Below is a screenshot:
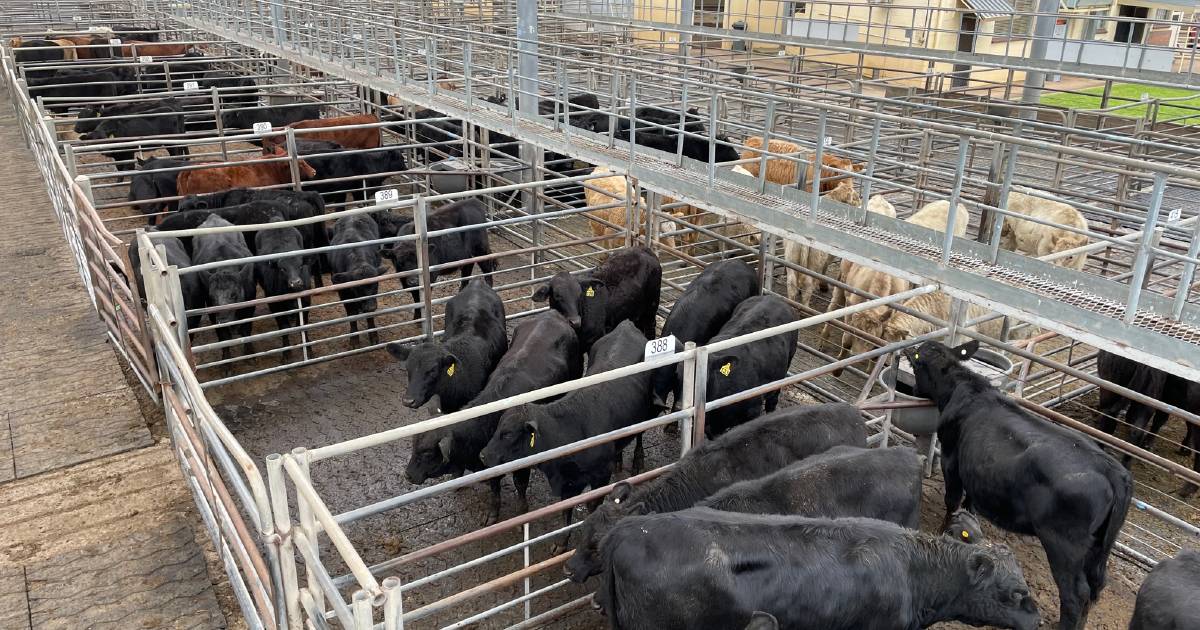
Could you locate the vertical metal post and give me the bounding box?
[678,342,698,455]
[1172,217,1200,320]
[382,576,404,630]
[353,590,373,630]
[1017,0,1056,112]
[940,138,970,267]
[210,86,229,161]
[293,448,322,614]
[522,522,531,620]
[989,132,1021,264]
[809,110,827,218]
[517,0,543,277]
[414,196,435,339]
[859,113,883,219]
[284,128,303,191]
[267,454,302,628]
[690,346,710,447]
[1124,173,1168,323]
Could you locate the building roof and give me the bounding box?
[961,0,1017,19]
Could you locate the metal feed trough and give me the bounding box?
[2,2,1199,629]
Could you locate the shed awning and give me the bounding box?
[961,0,1017,19]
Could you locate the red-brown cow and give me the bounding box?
[261,113,382,151]
[177,147,317,197]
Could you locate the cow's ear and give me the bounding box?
[437,435,453,464]
[967,551,995,585]
[744,612,779,630]
[610,481,632,505]
[441,352,458,376]
[331,271,351,284]
[524,419,539,444]
[581,278,604,298]
[952,340,979,362]
[532,284,551,302]
[374,265,389,276]
[386,342,410,362]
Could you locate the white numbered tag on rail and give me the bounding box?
[252,121,273,135]
[375,188,399,203]
[73,15,83,21]
[138,55,153,63]
[644,335,677,362]
[110,38,121,45]
[823,136,834,147]
[1168,208,1182,222]
[182,80,199,91]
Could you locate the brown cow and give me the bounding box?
[177,147,317,197]
[261,113,381,151]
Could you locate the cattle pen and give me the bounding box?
[3,0,1200,628]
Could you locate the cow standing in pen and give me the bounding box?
[904,339,1132,630]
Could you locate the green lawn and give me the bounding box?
[1041,84,1200,124]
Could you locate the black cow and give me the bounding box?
[28,69,136,112]
[565,402,868,582]
[157,200,290,257]
[404,310,583,526]
[481,320,652,548]
[652,259,760,409]
[14,40,65,64]
[111,25,161,41]
[192,215,258,372]
[373,210,411,239]
[695,445,921,528]
[129,157,187,222]
[573,105,705,136]
[1096,350,1199,498]
[383,198,495,321]
[126,235,203,329]
[291,139,408,203]
[221,103,322,133]
[412,108,463,157]
[179,188,328,286]
[534,245,661,351]
[386,277,507,413]
[903,340,1132,630]
[599,510,1040,630]
[616,128,741,163]
[702,295,798,437]
[77,98,188,173]
[255,223,312,363]
[327,214,388,345]
[1129,549,1200,630]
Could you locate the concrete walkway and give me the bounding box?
[0,106,229,629]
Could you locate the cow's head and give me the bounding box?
[713,136,740,164]
[382,239,432,280]
[565,481,644,582]
[406,429,455,484]
[331,263,388,313]
[947,544,1039,630]
[74,107,102,134]
[902,339,979,408]
[386,341,455,409]
[202,263,254,325]
[944,509,985,545]
[532,271,605,333]
[480,404,539,468]
[267,146,317,179]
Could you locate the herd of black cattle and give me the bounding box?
[11,30,1200,630]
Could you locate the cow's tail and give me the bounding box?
[1086,460,1133,600]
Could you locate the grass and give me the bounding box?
[1041,84,1200,124]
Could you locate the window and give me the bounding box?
[992,0,1037,40]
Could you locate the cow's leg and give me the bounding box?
[820,286,846,352]
[367,316,379,346]
[408,286,423,321]
[764,390,781,413]
[1041,535,1092,630]
[550,483,590,556]
[459,263,473,291]
[478,254,497,285]
[482,477,502,526]
[215,324,233,377]
[167,145,187,157]
[1123,403,1157,467]
[939,457,965,531]
[348,318,361,347]
[631,434,644,474]
[512,468,531,514]
[1179,424,1199,498]
[1095,387,1125,436]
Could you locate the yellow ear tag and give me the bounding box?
[913,353,919,361]
[446,363,455,377]
[961,530,970,540]
[529,433,536,448]
[719,362,732,377]
[585,286,595,298]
